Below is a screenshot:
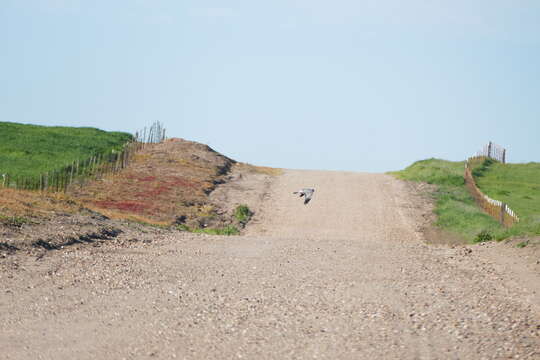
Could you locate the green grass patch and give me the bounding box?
[175,224,191,232]
[176,224,240,236]
[471,160,540,239]
[473,230,493,243]
[516,241,528,248]
[0,121,132,178]
[193,225,240,236]
[390,158,503,242]
[234,204,252,224]
[0,214,31,228]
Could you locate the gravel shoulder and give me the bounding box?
[1,169,539,359]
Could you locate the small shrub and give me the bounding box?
[474,230,493,243]
[516,241,528,248]
[193,225,240,236]
[234,204,252,224]
[216,225,240,236]
[176,224,190,231]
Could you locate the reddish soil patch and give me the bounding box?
[94,200,148,213]
[136,176,157,182]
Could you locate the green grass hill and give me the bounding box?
[391,158,540,243]
[0,122,132,178]
[470,157,540,239]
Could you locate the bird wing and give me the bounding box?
[303,191,313,204]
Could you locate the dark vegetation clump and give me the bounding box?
[194,225,240,236]
[472,158,495,178]
[473,230,493,243]
[0,242,19,253]
[234,204,252,225]
[516,241,528,248]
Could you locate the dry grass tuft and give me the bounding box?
[83,204,170,227]
[0,188,79,218]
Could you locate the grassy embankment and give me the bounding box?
[391,158,540,243]
[0,121,132,179]
[470,157,540,240]
[0,122,132,220]
[0,122,257,236]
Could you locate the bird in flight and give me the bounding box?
[293,188,315,205]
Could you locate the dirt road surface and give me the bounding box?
[1,170,539,359]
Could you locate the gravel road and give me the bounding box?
[1,170,539,359]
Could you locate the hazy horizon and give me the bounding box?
[2,1,539,172]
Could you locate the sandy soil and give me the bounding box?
[1,169,539,359]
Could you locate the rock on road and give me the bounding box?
[1,170,539,359]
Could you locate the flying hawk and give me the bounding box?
[293,188,315,205]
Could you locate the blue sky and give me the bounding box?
[1,0,539,172]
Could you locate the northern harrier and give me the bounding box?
[293,188,315,205]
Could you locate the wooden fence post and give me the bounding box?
[487,141,492,159]
[500,203,507,226]
[115,152,120,172]
[143,127,147,147]
[63,170,68,192]
[91,156,96,176]
[69,161,74,186]
[121,149,126,169]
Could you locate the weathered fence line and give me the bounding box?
[1,121,166,193]
[134,121,166,147]
[464,156,518,227]
[476,141,506,163]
